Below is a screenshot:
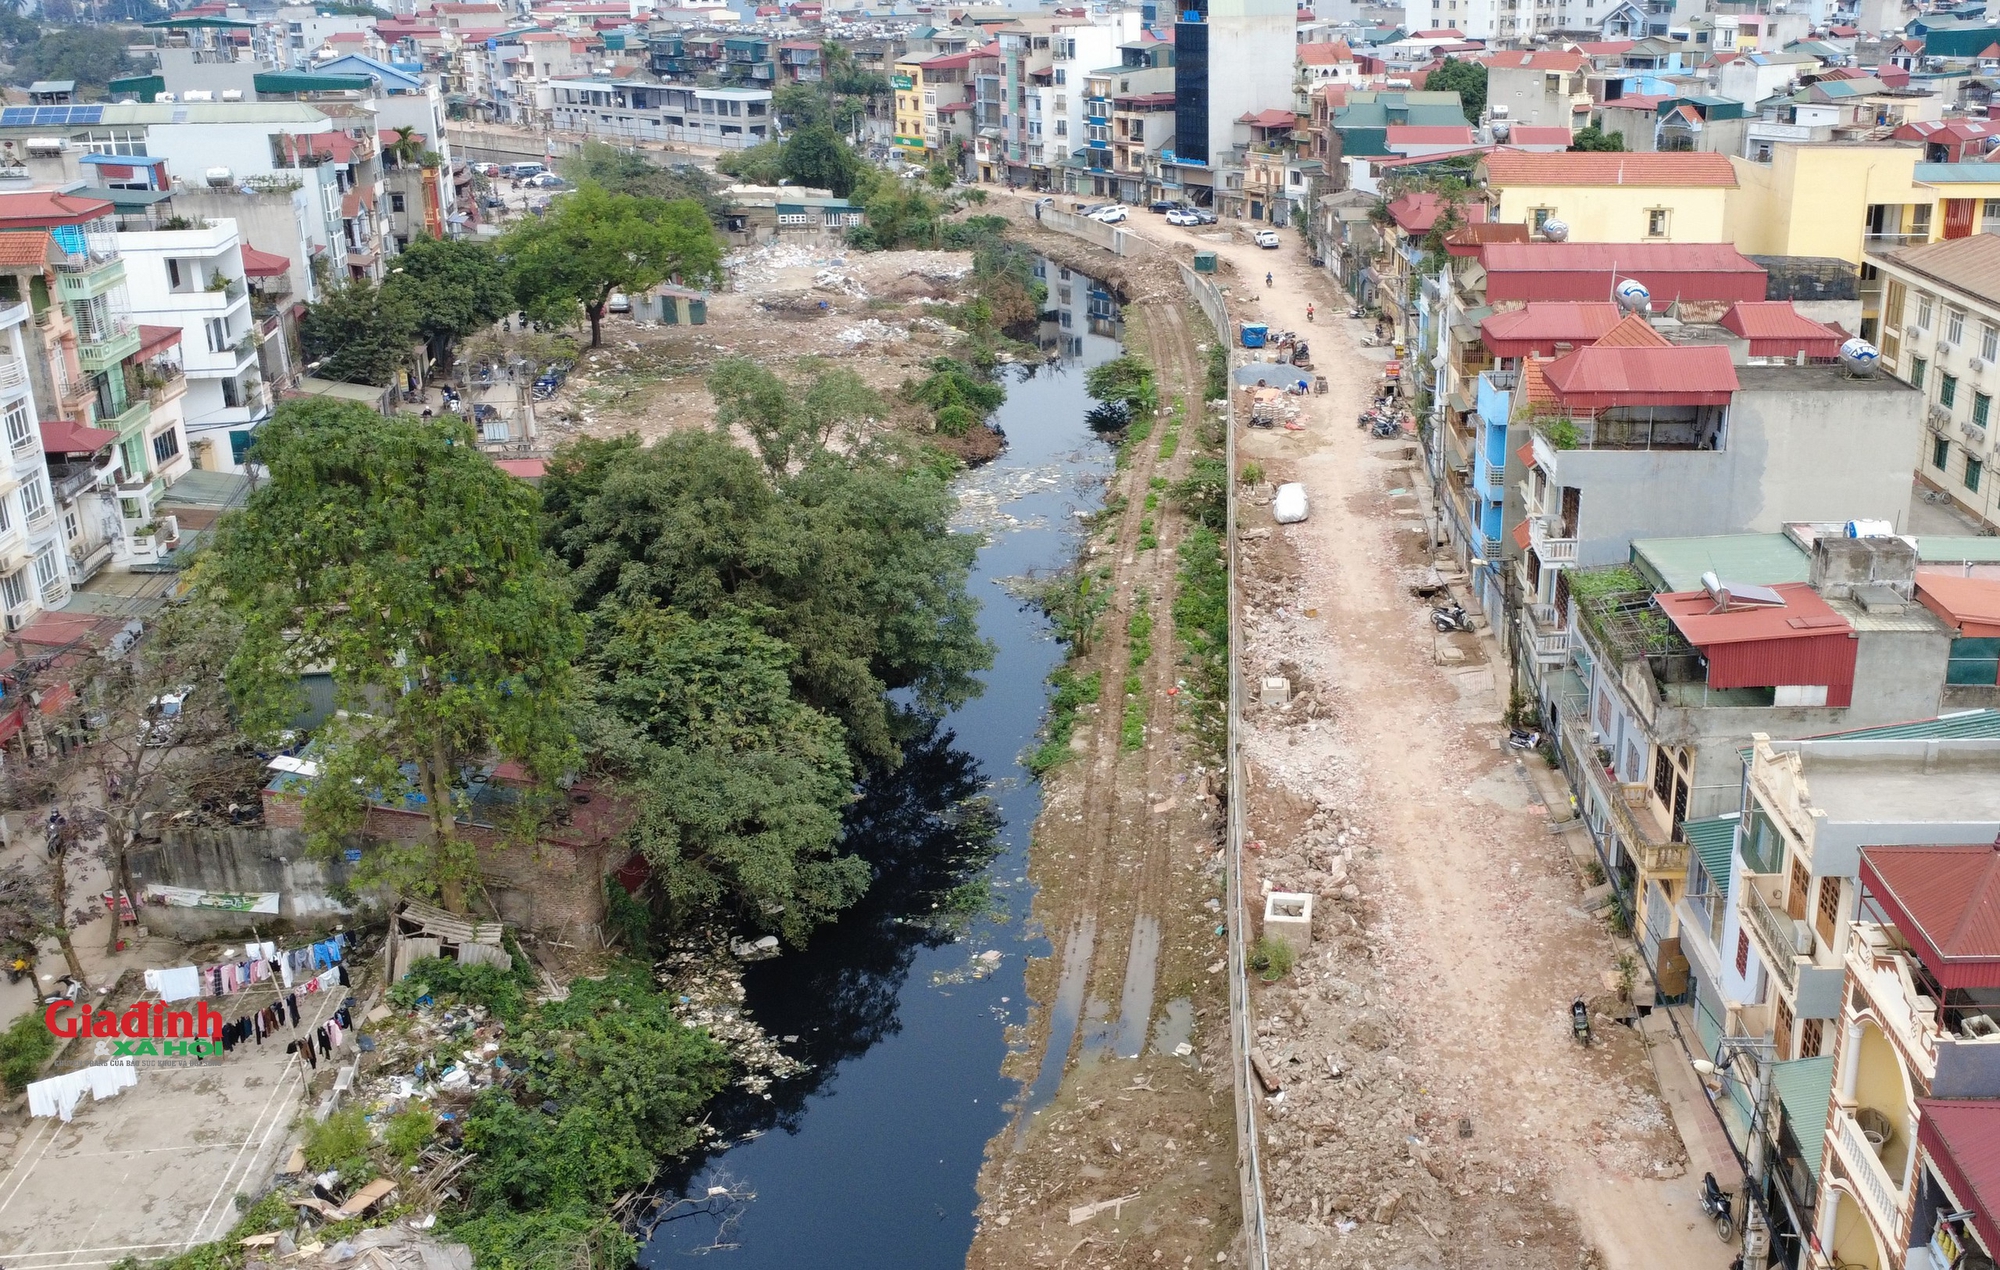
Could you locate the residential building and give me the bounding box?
[895,46,991,163]
[1405,0,1556,42]
[1110,88,1177,205]
[1868,234,2000,533]
[546,81,774,149]
[1729,144,2000,277]
[1476,150,1739,244]
[1295,40,1362,110]
[1594,95,1751,155]
[1319,89,1469,185]
[1486,49,1594,128]
[1167,0,1291,207]
[994,13,1141,193]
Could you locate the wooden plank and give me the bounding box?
[332,1178,397,1220]
[1249,1048,1283,1094]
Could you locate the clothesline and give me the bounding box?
[143,932,351,1004]
[27,1063,137,1121]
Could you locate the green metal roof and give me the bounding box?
[144,13,256,25]
[1809,708,2000,742]
[1683,815,1737,900]
[1919,536,2000,563]
[1771,1056,1836,1186]
[107,74,165,103]
[1629,533,1811,593]
[255,72,376,95]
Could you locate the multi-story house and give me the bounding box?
[1476,150,1738,244]
[1485,49,1593,127]
[994,14,1141,192]
[546,82,775,149]
[1166,0,1292,209]
[777,41,823,84]
[1869,235,2000,535]
[895,47,988,164]
[1110,89,1177,206]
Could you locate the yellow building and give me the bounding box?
[891,58,927,159]
[1474,150,1737,244]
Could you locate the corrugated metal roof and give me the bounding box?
[1543,344,1738,406]
[1591,312,1673,348]
[1921,537,2000,564]
[1481,302,1622,356]
[1917,574,2000,638]
[1880,234,2000,306]
[1787,708,2000,743]
[1660,582,1857,701]
[1860,843,2000,988]
[1480,150,1738,187]
[1914,161,2000,184]
[1683,814,1737,899]
[1631,533,1810,592]
[1480,242,1767,304]
[1916,1099,2000,1257]
[1719,301,1845,357]
[1660,582,1849,645]
[1771,1056,1836,1188]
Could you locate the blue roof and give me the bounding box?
[1916,162,2000,183]
[80,152,168,167]
[311,53,425,93]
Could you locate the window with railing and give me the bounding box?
[3,401,30,452]
[21,475,48,525]
[32,543,58,589]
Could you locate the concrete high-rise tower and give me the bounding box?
[1169,0,1294,205]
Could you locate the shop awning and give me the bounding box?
[240,246,291,277]
[39,419,117,454]
[1682,815,1738,899]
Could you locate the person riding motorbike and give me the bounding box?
[1306,304,1315,322]
[1265,271,1273,288]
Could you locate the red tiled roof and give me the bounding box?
[1298,41,1353,64]
[1386,190,1462,233]
[1478,242,1767,304]
[1657,582,1849,646]
[1718,301,1844,357]
[1602,93,1670,113]
[1480,150,1738,187]
[1444,221,1528,255]
[240,245,291,277]
[1485,49,1586,71]
[1592,311,1672,348]
[1916,1099,2000,1260]
[1517,354,1556,410]
[39,419,117,454]
[1238,108,1298,128]
[1862,841,2000,987]
[1372,144,1494,169]
[1916,573,2000,639]
[1504,125,1574,145]
[1385,124,1476,145]
[0,190,115,229]
[0,230,50,267]
[1542,343,1738,406]
[1511,518,1531,550]
[1574,39,1635,54]
[495,457,548,479]
[1480,301,1623,356]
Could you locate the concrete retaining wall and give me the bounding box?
[1034,206,1131,256]
[127,826,363,941]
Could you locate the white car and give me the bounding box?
[140,687,194,747]
[1166,208,1201,226]
[1089,205,1129,224]
[1254,229,1281,249]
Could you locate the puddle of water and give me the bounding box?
[1151,996,1196,1060]
[1019,913,1097,1133]
[1111,914,1161,1059]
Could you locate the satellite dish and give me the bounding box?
[1614,278,1651,312]
[1539,216,1570,241]
[1839,337,1881,375]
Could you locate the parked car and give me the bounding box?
[607,291,631,314]
[1254,228,1281,249]
[140,687,195,747]
[1089,205,1129,224]
[1166,208,1202,226]
[524,172,566,188]
[511,162,547,180]
[1149,199,1178,213]
[473,162,500,177]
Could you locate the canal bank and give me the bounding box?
[641,259,1125,1267]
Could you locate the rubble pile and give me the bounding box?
[656,942,807,1097]
[834,318,909,346]
[245,1220,473,1270]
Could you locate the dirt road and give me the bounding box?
[1093,211,1742,1270]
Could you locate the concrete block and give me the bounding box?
[1259,676,1292,706]
[1263,891,1314,954]
[1580,882,1616,913]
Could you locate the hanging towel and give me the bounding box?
[144,966,202,1003]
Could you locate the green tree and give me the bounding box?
[707,356,883,475]
[1569,124,1627,151]
[846,167,945,250]
[10,28,133,94]
[1423,57,1487,125]
[501,184,721,346]
[300,277,417,386]
[772,80,831,130]
[540,430,990,769]
[201,401,584,908]
[384,235,511,371]
[778,124,862,197]
[715,138,786,186]
[559,142,723,219]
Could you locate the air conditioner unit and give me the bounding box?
[1791,918,1814,955]
[1905,324,1922,340]
[2,611,21,633]
[23,137,65,155]
[1973,356,1990,373]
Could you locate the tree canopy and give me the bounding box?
[299,277,418,386]
[778,124,863,198]
[1569,125,1627,151]
[9,28,134,94]
[500,183,720,346]
[1423,58,1486,125]
[384,235,511,368]
[558,142,724,221]
[707,356,883,474]
[201,400,583,906]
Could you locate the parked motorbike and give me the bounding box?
[1506,727,1542,751]
[1698,1173,1736,1243]
[1431,602,1473,633]
[1347,307,1364,319]
[1370,417,1402,439]
[6,956,28,985]
[1571,998,1593,1047]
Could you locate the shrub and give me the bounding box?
[388,957,529,1024]
[303,1106,373,1174]
[0,1010,56,1093]
[384,1108,436,1166]
[1250,936,1296,981]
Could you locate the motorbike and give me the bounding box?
[6,957,27,985]
[1431,602,1473,633]
[1371,417,1402,438]
[1506,727,1542,751]
[1571,998,1592,1047]
[1698,1173,1735,1243]
[1347,307,1364,319]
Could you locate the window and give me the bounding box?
[1979,393,1993,428]
[1970,456,1985,493]
[1646,208,1669,237]
[1936,435,1952,469]
[1919,295,1935,329]
[20,475,45,521]
[152,427,181,465]
[1985,323,1999,362]
[1912,355,1928,389]
[206,317,229,354]
[1053,68,1066,85]
[390,193,406,213]
[2,401,29,450]
[1532,206,1554,230]
[1942,373,1958,408]
[0,569,23,612]
[62,511,76,542]
[1800,1018,1823,1059]
[1735,929,1750,977]
[1948,307,1966,345]
[32,543,57,589]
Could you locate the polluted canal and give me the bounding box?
[642,264,1126,1265]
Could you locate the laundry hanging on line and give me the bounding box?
[26,1063,137,1121]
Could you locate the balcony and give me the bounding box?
[1743,872,1804,994]
[77,323,141,374]
[56,253,126,303]
[47,463,104,504]
[1473,455,1506,498]
[105,399,151,442]
[1528,514,1578,564]
[1829,1104,1904,1247]
[38,575,67,609]
[1864,231,1930,251]
[1845,924,2000,1089]
[0,301,27,330]
[1526,602,1572,667]
[0,354,24,396]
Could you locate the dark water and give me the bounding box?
[641,266,1122,1267]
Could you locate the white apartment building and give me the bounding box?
[546,81,775,148]
[996,13,1140,190]
[116,222,263,480]
[1870,234,2000,533]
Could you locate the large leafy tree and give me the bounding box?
[558,141,724,220]
[201,400,583,908]
[707,356,882,475]
[1423,57,1487,125]
[300,277,418,386]
[500,183,721,347]
[541,428,990,769]
[715,139,785,187]
[10,28,133,94]
[384,235,511,371]
[1569,124,1627,152]
[778,124,862,197]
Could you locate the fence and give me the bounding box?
[1180,261,1272,1270]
